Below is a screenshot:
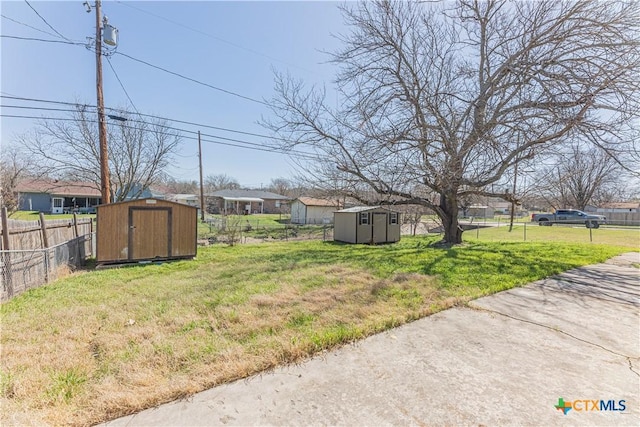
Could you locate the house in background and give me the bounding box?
[290,197,342,224]
[16,179,101,214]
[117,183,168,201]
[170,194,199,208]
[467,205,491,218]
[206,189,290,215]
[334,206,401,244]
[596,202,640,214]
[489,200,512,215]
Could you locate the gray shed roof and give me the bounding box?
[336,206,400,213]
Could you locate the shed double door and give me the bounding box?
[128,207,172,260]
[372,212,387,243]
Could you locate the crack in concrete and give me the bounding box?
[469,305,640,378]
[628,358,640,377]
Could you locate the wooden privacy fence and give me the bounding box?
[0,208,95,301]
[603,212,640,226]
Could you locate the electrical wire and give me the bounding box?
[0,34,84,45]
[7,108,315,159]
[2,34,273,108]
[113,52,269,106]
[0,104,83,114]
[114,0,315,75]
[105,57,142,116]
[23,0,72,41]
[0,112,318,160]
[0,95,287,141]
[1,14,62,39]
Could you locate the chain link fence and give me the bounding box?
[0,233,94,301]
[200,217,334,246]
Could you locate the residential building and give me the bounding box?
[206,189,290,215]
[16,179,101,214]
[290,197,342,224]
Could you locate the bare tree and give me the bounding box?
[204,174,240,193]
[161,177,199,194]
[264,0,639,244]
[0,145,37,213]
[18,108,181,202]
[535,143,623,210]
[400,204,430,236]
[267,177,293,197]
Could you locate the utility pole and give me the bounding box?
[95,0,110,204]
[198,131,205,221]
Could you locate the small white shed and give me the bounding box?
[291,197,342,224]
[334,206,401,244]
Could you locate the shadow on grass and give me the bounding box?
[200,237,617,294]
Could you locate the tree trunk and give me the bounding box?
[438,193,463,245]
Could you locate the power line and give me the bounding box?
[2,105,311,157]
[2,33,272,108]
[0,112,318,160]
[113,52,269,106]
[1,14,61,39]
[0,104,82,114]
[23,0,72,41]
[105,57,141,116]
[1,97,318,159]
[0,94,285,141]
[114,0,315,75]
[0,34,84,45]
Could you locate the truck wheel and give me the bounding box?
[538,219,550,226]
[593,221,600,229]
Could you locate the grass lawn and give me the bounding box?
[0,236,633,426]
[464,223,640,248]
[9,211,96,221]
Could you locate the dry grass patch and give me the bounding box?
[0,262,452,426]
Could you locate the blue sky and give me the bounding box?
[1,0,346,188]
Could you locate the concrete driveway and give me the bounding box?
[105,253,640,426]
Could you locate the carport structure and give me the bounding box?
[221,196,264,215]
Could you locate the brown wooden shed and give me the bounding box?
[334,206,401,244]
[96,198,197,264]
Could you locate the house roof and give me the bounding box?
[16,179,101,197]
[490,202,511,209]
[295,197,341,207]
[336,206,400,213]
[208,189,291,200]
[600,202,639,209]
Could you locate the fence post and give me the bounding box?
[524,223,527,241]
[90,218,94,257]
[38,212,50,283]
[72,213,79,238]
[1,207,14,297]
[39,212,49,249]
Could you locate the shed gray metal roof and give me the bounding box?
[335,206,400,213]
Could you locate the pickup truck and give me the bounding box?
[531,209,606,228]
